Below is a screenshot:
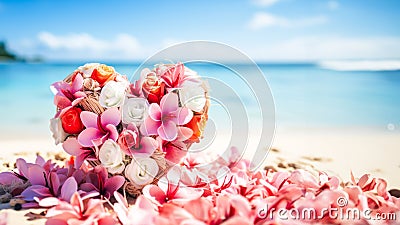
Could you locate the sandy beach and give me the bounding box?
[0,126,399,224]
[270,127,400,188]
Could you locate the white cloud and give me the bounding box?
[248,12,327,30]
[141,40,260,64]
[246,36,400,61]
[38,32,106,50]
[37,32,142,60]
[248,12,288,29]
[251,0,280,7]
[327,0,339,10]
[9,33,400,62]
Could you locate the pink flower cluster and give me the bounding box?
[49,63,209,190]
[0,156,124,208]
[0,151,399,224]
[134,153,400,225]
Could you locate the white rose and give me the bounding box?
[78,63,100,78]
[99,140,125,174]
[122,98,148,126]
[125,157,159,187]
[99,81,127,108]
[179,83,207,112]
[49,118,68,145]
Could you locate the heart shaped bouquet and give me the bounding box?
[50,62,209,195]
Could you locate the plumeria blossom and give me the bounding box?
[156,195,253,225]
[0,212,6,225]
[79,166,125,199]
[129,79,144,97]
[36,177,79,207]
[142,93,193,141]
[62,137,97,169]
[118,123,158,157]
[158,127,193,164]
[4,156,115,208]
[17,156,93,208]
[113,192,158,225]
[45,192,117,225]
[20,162,68,203]
[143,166,203,205]
[16,157,89,200]
[51,73,86,117]
[158,62,201,89]
[78,107,121,147]
[179,154,210,187]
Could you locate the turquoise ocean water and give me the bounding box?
[0,62,399,139]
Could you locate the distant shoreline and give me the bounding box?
[1,59,399,72]
[0,41,43,63]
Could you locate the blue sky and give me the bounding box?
[0,0,399,61]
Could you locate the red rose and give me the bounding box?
[91,64,116,86]
[142,73,165,104]
[61,107,85,134]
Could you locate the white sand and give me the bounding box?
[0,127,399,223]
[270,127,400,188]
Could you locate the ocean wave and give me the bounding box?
[318,60,400,71]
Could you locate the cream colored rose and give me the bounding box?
[179,83,206,112]
[122,98,148,126]
[99,81,127,108]
[125,157,159,187]
[50,117,68,145]
[99,140,125,174]
[78,63,100,78]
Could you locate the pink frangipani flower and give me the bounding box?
[18,156,73,203]
[113,192,157,225]
[51,73,86,118]
[143,167,203,205]
[36,177,79,207]
[0,156,44,186]
[45,192,117,225]
[62,137,97,169]
[158,62,200,89]
[78,107,121,147]
[117,123,157,157]
[0,212,6,225]
[12,156,98,209]
[129,79,143,97]
[158,127,193,164]
[79,166,125,199]
[141,93,193,141]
